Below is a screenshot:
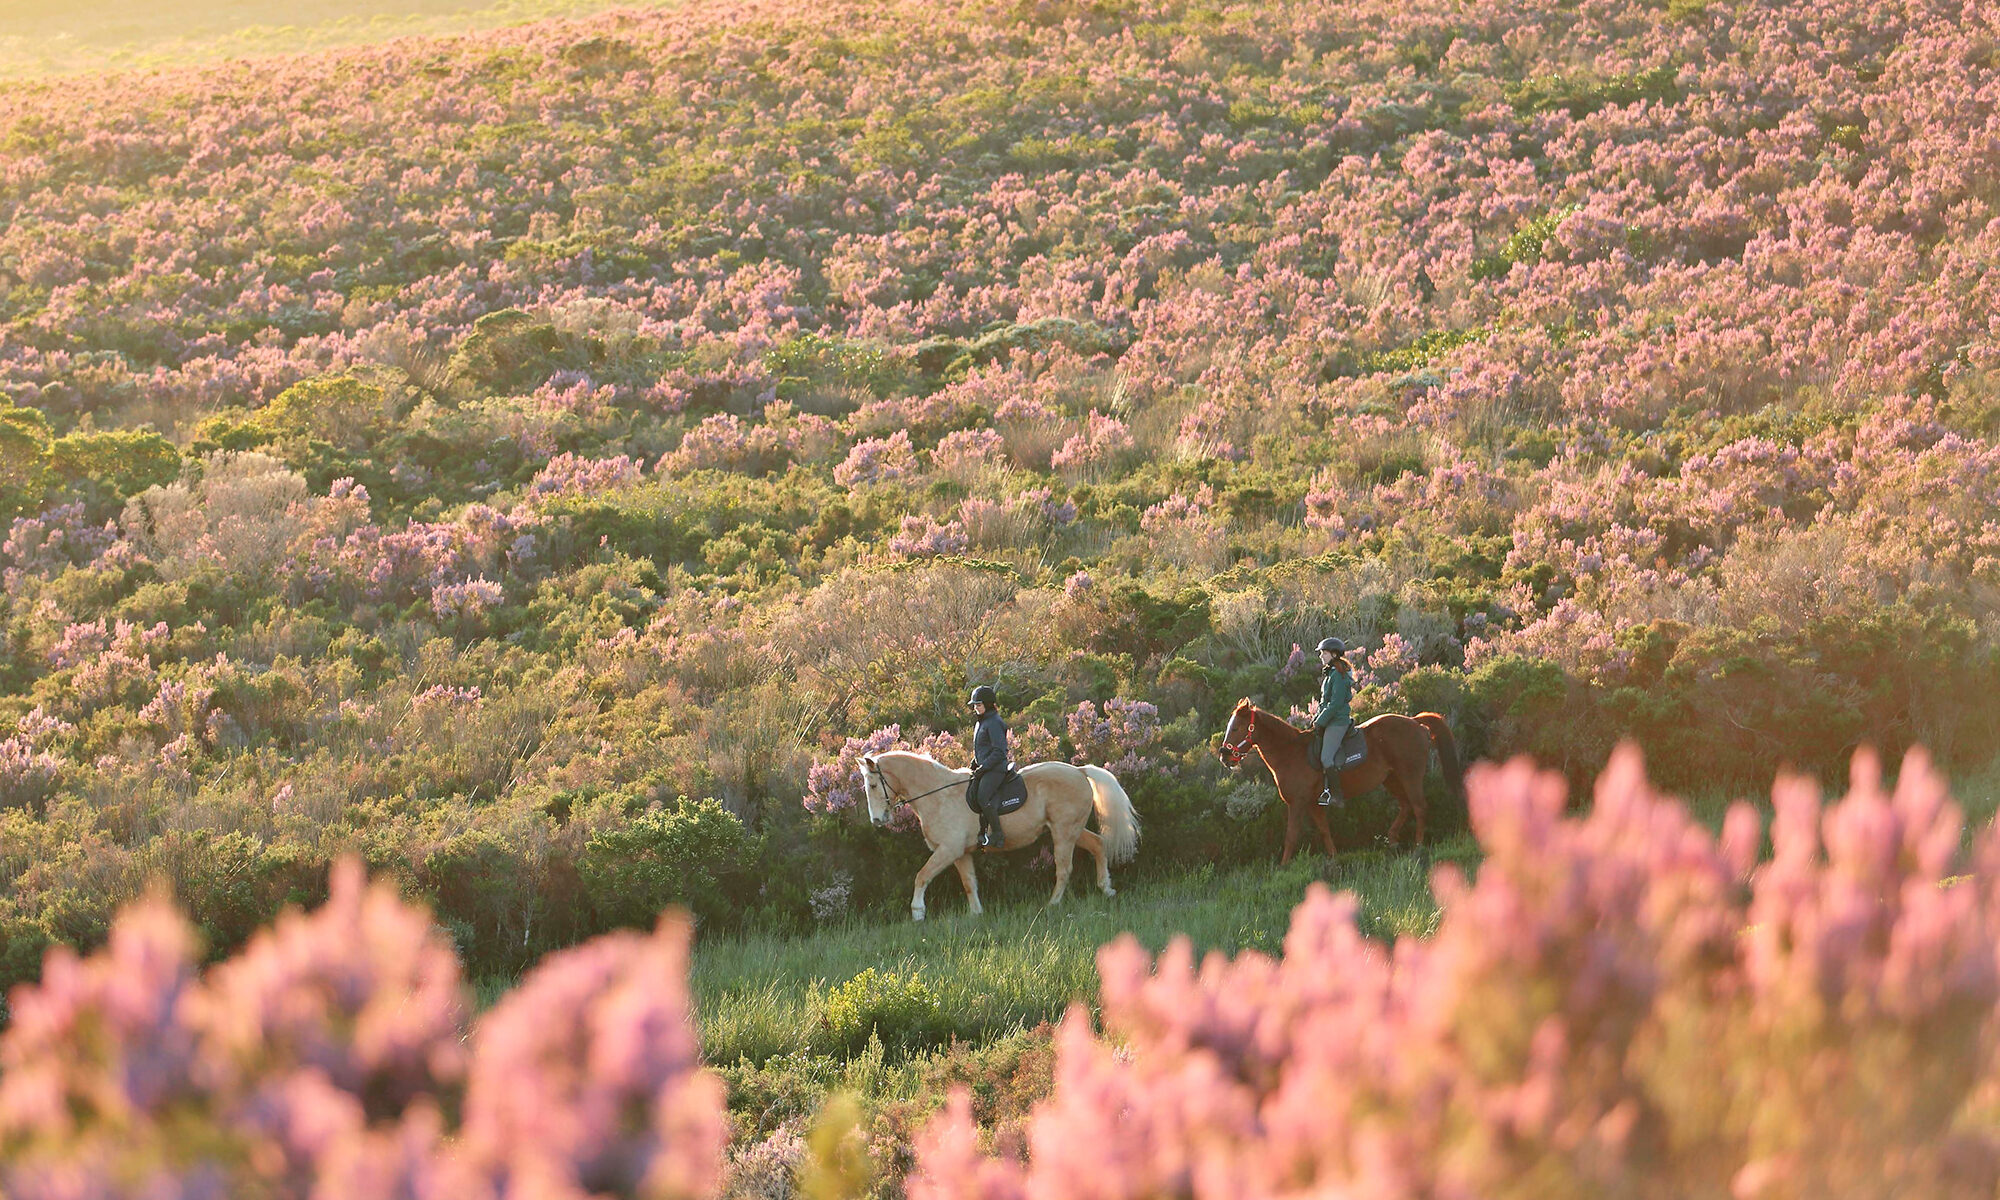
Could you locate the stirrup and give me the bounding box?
[978,827,1003,849]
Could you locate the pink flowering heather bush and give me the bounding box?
[889,515,970,559]
[1,502,115,589]
[804,723,967,832]
[933,428,1008,478]
[805,725,911,816]
[833,430,916,489]
[1049,411,1135,482]
[527,452,645,501]
[661,413,818,476]
[914,746,2000,1200]
[0,719,66,810]
[1138,485,1227,570]
[0,859,723,1200]
[431,577,506,625]
[1065,698,1161,774]
[1173,400,1241,463]
[1010,721,1062,766]
[991,395,1068,471]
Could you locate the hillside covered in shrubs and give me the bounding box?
[0,0,1997,986]
[8,748,1998,1198]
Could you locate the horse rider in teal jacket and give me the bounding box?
[1313,637,1354,806]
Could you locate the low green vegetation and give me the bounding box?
[693,843,1456,1066]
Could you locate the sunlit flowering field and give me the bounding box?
[1,0,1999,1175]
[9,748,2000,1198]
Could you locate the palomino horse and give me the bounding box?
[1218,701,1463,864]
[860,751,1140,921]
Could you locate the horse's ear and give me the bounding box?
[860,753,875,766]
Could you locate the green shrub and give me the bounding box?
[418,826,540,972]
[47,428,180,515]
[820,967,949,1056]
[147,829,326,959]
[445,308,567,394]
[578,797,754,932]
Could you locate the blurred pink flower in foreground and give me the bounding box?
[0,860,724,1200]
[915,745,2000,1200]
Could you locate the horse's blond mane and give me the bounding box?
[872,748,967,778]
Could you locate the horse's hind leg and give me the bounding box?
[1075,828,1115,897]
[1384,772,1416,840]
[1048,829,1078,907]
[1408,763,1428,846]
[951,855,984,917]
[1384,769,1424,847]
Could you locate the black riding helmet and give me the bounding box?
[1316,637,1347,655]
[968,684,998,709]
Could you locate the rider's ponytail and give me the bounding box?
[1331,653,1353,676]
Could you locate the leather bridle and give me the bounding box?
[1218,708,1256,768]
[862,756,963,814]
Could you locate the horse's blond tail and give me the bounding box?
[1081,765,1140,864]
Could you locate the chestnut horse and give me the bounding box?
[1218,701,1463,863]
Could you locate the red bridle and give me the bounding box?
[1218,708,1256,768]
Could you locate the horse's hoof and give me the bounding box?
[911,909,926,922]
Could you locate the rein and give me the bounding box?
[865,761,967,810]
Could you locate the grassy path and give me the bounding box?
[692,752,2000,1070]
[693,839,1471,1066]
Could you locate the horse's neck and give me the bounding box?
[1254,708,1303,745]
[887,754,964,794]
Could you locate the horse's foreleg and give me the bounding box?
[951,855,983,916]
[1075,828,1115,897]
[1047,830,1078,907]
[911,843,961,922]
[1308,801,1337,858]
[1281,801,1304,866]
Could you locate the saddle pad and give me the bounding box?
[965,769,1029,816]
[1336,724,1368,769]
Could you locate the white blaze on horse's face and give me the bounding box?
[860,755,889,826]
[1220,704,1250,767]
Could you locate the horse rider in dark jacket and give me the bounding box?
[968,685,1010,848]
[1313,637,1355,806]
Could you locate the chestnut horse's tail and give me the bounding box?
[1413,712,1464,801]
[1082,765,1141,864]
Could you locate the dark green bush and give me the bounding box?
[578,797,755,933]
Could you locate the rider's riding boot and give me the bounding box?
[979,798,1004,849]
[1318,766,1344,807]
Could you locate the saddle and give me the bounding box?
[1312,725,1369,770]
[965,765,1029,816]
